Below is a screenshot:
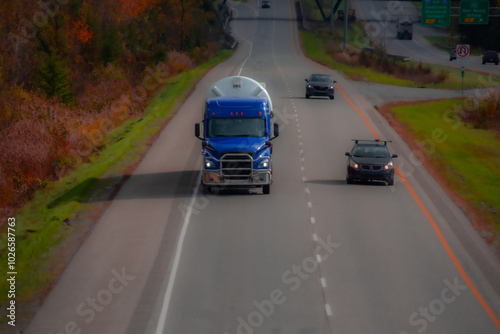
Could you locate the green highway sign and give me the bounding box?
[459,0,489,24]
[421,0,452,26]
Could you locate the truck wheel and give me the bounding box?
[263,184,270,194]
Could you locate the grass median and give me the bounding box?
[0,50,232,318]
[300,29,500,89]
[381,99,500,234]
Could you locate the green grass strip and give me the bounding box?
[0,49,232,309]
[390,99,500,231]
[300,29,500,89]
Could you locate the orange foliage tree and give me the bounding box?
[120,0,159,19]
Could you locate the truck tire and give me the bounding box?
[263,184,270,194]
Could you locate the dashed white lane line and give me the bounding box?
[325,304,333,316]
[316,254,322,263]
[310,217,316,224]
[321,277,327,288]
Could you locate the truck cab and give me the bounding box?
[195,76,279,194]
[396,19,413,40]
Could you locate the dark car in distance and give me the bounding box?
[482,50,499,65]
[345,139,398,185]
[305,74,336,100]
[261,0,270,8]
[449,49,456,61]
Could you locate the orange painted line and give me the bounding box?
[286,0,500,329]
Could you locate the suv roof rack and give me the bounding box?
[352,139,392,145]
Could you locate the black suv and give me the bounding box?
[345,139,398,185]
[305,74,336,100]
[482,50,499,65]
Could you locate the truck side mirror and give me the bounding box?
[195,123,202,140]
[272,123,279,139]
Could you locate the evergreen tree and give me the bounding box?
[36,51,74,104]
[101,24,123,64]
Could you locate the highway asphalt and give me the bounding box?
[24,0,500,334]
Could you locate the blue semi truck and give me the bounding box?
[195,76,279,194]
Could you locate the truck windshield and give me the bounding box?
[208,117,266,137]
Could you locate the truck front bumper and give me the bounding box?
[203,170,271,186]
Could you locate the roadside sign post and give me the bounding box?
[461,67,465,97]
[455,45,469,96]
[456,44,470,67]
[421,0,452,26]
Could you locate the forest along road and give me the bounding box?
[25,0,500,333]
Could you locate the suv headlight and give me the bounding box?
[384,161,394,170]
[257,158,270,169]
[204,159,217,169]
[349,160,359,169]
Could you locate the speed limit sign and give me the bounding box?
[456,44,469,67]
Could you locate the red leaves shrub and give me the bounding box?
[460,90,500,133]
[166,51,194,74]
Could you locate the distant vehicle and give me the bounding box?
[450,49,457,61]
[305,73,336,100]
[396,19,413,40]
[345,139,398,186]
[337,9,356,22]
[482,50,499,65]
[261,0,270,8]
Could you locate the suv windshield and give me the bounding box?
[353,145,390,158]
[208,117,266,137]
[310,75,332,83]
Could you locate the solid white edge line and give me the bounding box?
[154,172,202,334]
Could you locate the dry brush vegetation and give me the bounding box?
[0,0,225,223]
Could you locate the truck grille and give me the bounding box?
[221,153,252,177]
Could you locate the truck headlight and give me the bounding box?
[204,159,216,169]
[257,158,269,168]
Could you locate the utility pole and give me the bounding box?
[384,15,388,54]
[330,0,334,33]
[343,0,347,51]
